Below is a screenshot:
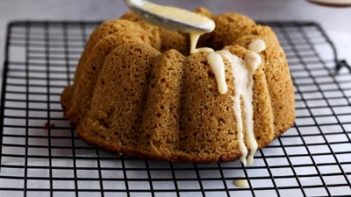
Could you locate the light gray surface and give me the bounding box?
[0,0,351,67]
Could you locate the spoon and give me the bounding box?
[124,0,215,33]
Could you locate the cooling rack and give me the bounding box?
[0,21,351,197]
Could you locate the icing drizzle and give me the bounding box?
[207,52,228,94]
[248,39,266,53]
[205,39,266,166]
[190,30,266,166]
[190,32,214,54]
[217,50,259,166]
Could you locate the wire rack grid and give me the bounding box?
[0,21,350,197]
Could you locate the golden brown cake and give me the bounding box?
[61,8,295,163]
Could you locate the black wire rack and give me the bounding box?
[0,21,350,197]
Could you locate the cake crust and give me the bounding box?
[61,8,295,163]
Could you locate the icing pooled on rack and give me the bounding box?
[234,179,249,188]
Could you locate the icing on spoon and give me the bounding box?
[124,0,215,33]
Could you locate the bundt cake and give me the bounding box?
[61,7,295,163]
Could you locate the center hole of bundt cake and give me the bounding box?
[196,33,218,51]
[159,31,218,56]
[189,32,226,55]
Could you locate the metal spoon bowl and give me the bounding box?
[124,0,214,33]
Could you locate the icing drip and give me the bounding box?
[207,52,228,94]
[219,50,257,166]
[204,44,264,165]
[244,40,266,165]
[245,51,262,71]
[243,55,258,165]
[193,37,266,166]
[190,32,214,54]
[248,39,266,53]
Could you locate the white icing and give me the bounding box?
[207,52,228,94]
[205,41,263,166]
[243,73,258,165]
[234,179,249,188]
[190,33,214,54]
[218,49,261,166]
[245,51,262,72]
[245,40,265,165]
[129,0,215,32]
[248,39,266,53]
[218,51,247,165]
